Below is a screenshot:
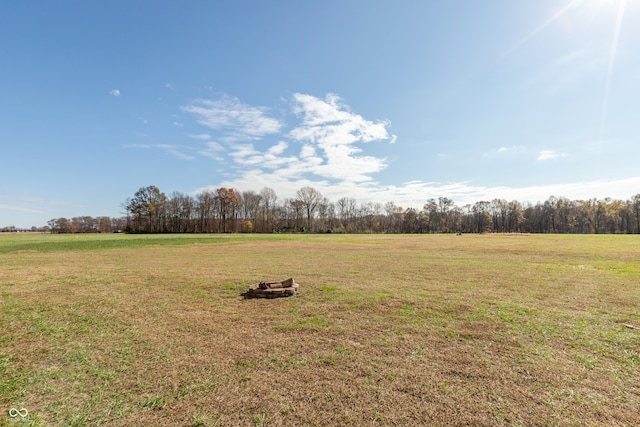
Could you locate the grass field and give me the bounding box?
[1,233,639,426]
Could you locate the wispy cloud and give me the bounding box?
[187,133,212,141]
[537,150,567,160]
[0,204,46,214]
[0,192,65,221]
[109,89,120,97]
[373,177,640,207]
[484,146,522,157]
[198,142,225,161]
[124,143,194,160]
[227,141,301,171]
[180,96,283,140]
[157,144,195,160]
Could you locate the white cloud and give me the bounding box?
[201,173,640,211]
[228,144,262,165]
[187,133,212,140]
[180,96,282,140]
[288,93,393,182]
[537,150,567,160]
[228,142,300,171]
[109,89,120,97]
[182,93,639,212]
[290,93,391,143]
[183,93,394,186]
[361,176,640,208]
[198,142,226,161]
[300,144,317,159]
[268,141,288,156]
[449,177,640,206]
[484,146,523,157]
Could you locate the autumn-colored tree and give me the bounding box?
[216,187,240,233]
[107,186,640,235]
[97,216,113,233]
[126,185,167,232]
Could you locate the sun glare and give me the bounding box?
[600,0,626,139]
[505,0,628,140]
[503,0,584,56]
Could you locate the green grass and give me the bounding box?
[0,233,639,426]
[0,233,259,254]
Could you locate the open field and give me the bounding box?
[1,233,639,426]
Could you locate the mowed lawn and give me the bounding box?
[1,233,639,426]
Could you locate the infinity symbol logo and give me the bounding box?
[8,408,28,418]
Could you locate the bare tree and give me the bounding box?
[296,186,322,232]
[632,194,640,233]
[241,190,262,232]
[438,197,454,232]
[422,199,438,233]
[260,187,278,232]
[196,190,216,233]
[112,185,640,235]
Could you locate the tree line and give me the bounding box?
[46,185,640,234]
[45,216,128,234]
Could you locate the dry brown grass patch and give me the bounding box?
[1,234,639,426]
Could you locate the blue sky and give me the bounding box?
[2,0,639,228]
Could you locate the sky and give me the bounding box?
[2,0,640,228]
